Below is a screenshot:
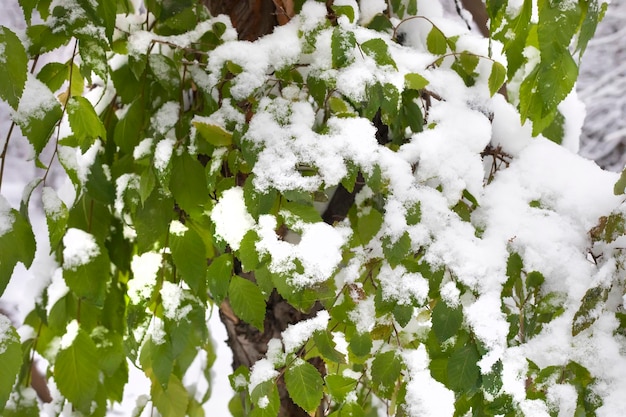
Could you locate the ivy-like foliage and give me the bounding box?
[0,0,623,416]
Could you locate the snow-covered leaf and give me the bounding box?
[361,38,397,69]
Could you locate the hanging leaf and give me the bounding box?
[431,301,463,343]
[0,315,22,414]
[67,96,107,151]
[325,375,357,403]
[447,344,481,393]
[170,223,207,295]
[250,380,280,417]
[488,61,506,96]
[54,322,100,414]
[207,254,233,305]
[371,350,403,398]
[151,374,190,417]
[170,152,209,216]
[0,26,28,109]
[0,201,36,297]
[285,360,324,412]
[228,276,266,331]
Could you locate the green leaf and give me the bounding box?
[281,200,322,224]
[431,301,463,343]
[331,27,356,68]
[526,271,544,289]
[250,380,280,417]
[151,373,190,417]
[577,1,607,57]
[361,38,397,69]
[170,223,207,295]
[488,61,506,96]
[349,332,372,357]
[572,286,609,336]
[67,96,107,151]
[447,344,481,393]
[42,186,69,250]
[170,152,209,215]
[405,202,421,226]
[393,303,413,327]
[238,230,260,272]
[148,54,181,92]
[0,202,36,297]
[194,122,233,147]
[62,229,110,306]
[614,169,626,195]
[54,322,100,413]
[426,27,447,55]
[0,26,28,109]
[382,232,411,268]
[358,208,383,244]
[331,5,355,23]
[0,315,22,414]
[207,254,232,305]
[285,360,324,412]
[325,375,357,403]
[404,73,429,90]
[371,351,403,398]
[228,276,266,331]
[37,62,69,92]
[134,190,174,252]
[113,98,145,153]
[313,330,345,364]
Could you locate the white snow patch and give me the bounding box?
[0,194,15,237]
[160,281,192,321]
[403,346,455,417]
[282,310,330,354]
[211,187,255,251]
[154,138,175,171]
[128,252,162,304]
[60,320,79,350]
[62,228,99,270]
[133,138,154,160]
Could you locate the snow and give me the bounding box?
[13,74,59,126]
[62,228,99,270]
[256,215,348,287]
[403,346,455,417]
[0,194,15,237]
[41,187,64,220]
[59,320,79,350]
[211,186,255,251]
[160,281,192,321]
[154,138,175,172]
[151,101,179,136]
[128,252,162,304]
[133,138,153,160]
[282,310,330,354]
[248,358,279,391]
